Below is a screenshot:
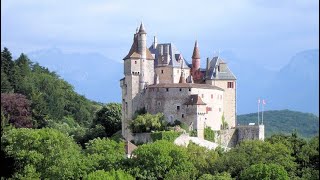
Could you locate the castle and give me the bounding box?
[120,23,263,145]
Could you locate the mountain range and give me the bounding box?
[27,48,319,115]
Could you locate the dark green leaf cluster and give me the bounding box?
[151,131,182,142]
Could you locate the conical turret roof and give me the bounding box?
[192,40,200,59]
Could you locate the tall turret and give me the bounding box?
[191,40,201,79]
[138,22,147,92]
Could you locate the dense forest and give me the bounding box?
[237,110,319,138]
[1,47,319,179]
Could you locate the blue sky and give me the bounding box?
[1,0,319,70]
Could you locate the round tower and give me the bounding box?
[138,22,147,91]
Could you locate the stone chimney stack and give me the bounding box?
[153,36,158,49]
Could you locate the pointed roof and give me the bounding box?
[138,22,146,34]
[123,33,154,60]
[192,40,200,59]
[184,95,206,105]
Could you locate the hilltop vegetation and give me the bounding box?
[1,47,319,179]
[237,110,319,138]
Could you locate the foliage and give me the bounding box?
[198,172,232,180]
[130,113,165,133]
[85,170,134,180]
[239,163,289,180]
[1,128,87,179]
[84,138,125,171]
[187,142,219,176]
[124,140,197,179]
[151,131,182,142]
[133,107,147,118]
[213,140,296,179]
[237,109,319,138]
[1,48,101,129]
[77,124,107,148]
[221,113,228,130]
[190,129,197,137]
[204,127,215,142]
[92,103,122,137]
[1,93,33,128]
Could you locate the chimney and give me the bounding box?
[206,57,210,77]
[153,36,158,49]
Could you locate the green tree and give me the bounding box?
[239,163,289,180]
[198,172,232,180]
[1,70,12,92]
[125,140,197,179]
[84,138,125,171]
[93,103,122,137]
[213,140,296,178]
[187,142,219,175]
[85,170,134,180]
[1,128,87,179]
[1,47,14,81]
[130,113,165,133]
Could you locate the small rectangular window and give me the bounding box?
[179,88,182,91]
[177,106,180,110]
[161,70,164,74]
[211,94,213,99]
[166,88,169,92]
[182,114,184,118]
[135,61,137,64]
[227,82,234,88]
[189,88,191,91]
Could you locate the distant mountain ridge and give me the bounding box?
[28,48,123,103]
[237,109,319,138]
[26,48,319,115]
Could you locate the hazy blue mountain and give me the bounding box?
[28,48,123,103]
[263,49,319,115]
[27,48,319,116]
[219,51,277,115]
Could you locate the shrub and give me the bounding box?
[204,127,215,142]
[151,131,182,142]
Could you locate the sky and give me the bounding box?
[1,0,319,70]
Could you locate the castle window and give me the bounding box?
[189,88,191,91]
[211,94,213,99]
[227,82,234,88]
[166,88,169,92]
[182,114,184,118]
[157,101,161,106]
[177,106,180,110]
[218,66,220,72]
[179,88,182,91]
[135,61,137,64]
[161,70,164,74]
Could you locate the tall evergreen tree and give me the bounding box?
[1,47,14,76]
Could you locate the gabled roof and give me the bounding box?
[206,56,236,80]
[149,43,191,68]
[184,95,206,105]
[123,34,154,60]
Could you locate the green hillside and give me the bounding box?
[237,109,319,138]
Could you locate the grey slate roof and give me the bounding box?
[206,56,236,80]
[149,43,191,69]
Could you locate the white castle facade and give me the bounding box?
[120,23,262,143]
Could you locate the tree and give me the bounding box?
[125,140,197,179]
[130,113,165,133]
[93,103,122,137]
[198,172,232,180]
[1,93,33,128]
[84,138,125,171]
[85,170,134,180]
[212,140,296,178]
[239,163,289,180]
[1,47,14,78]
[1,70,12,93]
[1,128,88,179]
